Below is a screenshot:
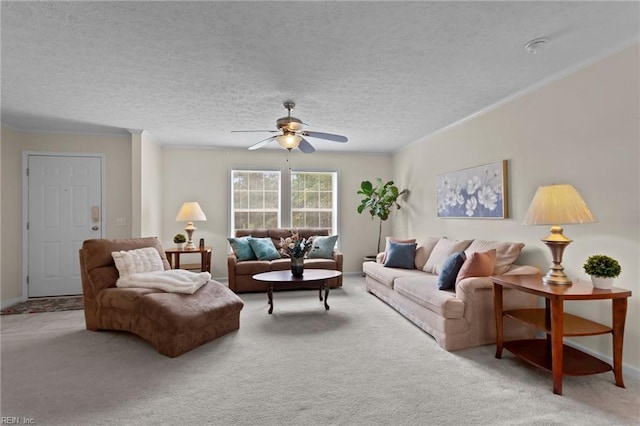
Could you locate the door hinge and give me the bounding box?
[26,222,29,230]
[26,168,29,176]
[26,276,29,284]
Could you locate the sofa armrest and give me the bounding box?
[227,254,239,292]
[455,276,492,300]
[503,265,541,275]
[332,250,344,286]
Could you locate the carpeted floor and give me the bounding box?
[0,296,83,315]
[1,276,638,425]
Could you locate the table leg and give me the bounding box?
[550,298,564,395]
[324,281,330,310]
[493,283,504,359]
[612,298,627,388]
[268,284,274,314]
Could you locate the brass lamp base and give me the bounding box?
[541,225,573,285]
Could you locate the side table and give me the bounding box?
[165,246,212,272]
[491,273,631,395]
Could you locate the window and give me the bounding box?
[230,169,338,236]
[231,170,280,233]
[291,171,338,235]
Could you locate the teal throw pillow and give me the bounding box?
[227,236,256,261]
[248,237,281,261]
[307,235,339,259]
[384,242,416,269]
[437,251,467,290]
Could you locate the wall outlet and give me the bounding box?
[116,218,126,226]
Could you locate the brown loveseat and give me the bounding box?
[79,237,244,357]
[227,228,343,293]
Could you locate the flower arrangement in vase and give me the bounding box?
[583,254,621,289]
[279,233,314,277]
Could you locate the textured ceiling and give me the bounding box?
[2,1,639,153]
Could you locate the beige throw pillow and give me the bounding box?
[414,237,441,270]
[464,240,525,275]
[423,239,473,274]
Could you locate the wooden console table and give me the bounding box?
[491,274,631,395]
[165,246,212,272]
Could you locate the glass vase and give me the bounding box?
[291,256,304,278]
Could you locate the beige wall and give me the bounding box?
[391,44,640,369]
[0,128,132,302]
[160,147,392,278]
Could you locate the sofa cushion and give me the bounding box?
[437,251,466,290]
[382,237,416,263]
[424,239,473,274]
[384,242,417,269]
[394,277,465,319]
[308,235,338,259]
[464,240,524,274]
[111,247,165,279]
[227,236,256,261]
[235,260,271,275]
[363,262,427,289]
[249,237,281,260]
[414,237,441,270]
[456,249,497,283]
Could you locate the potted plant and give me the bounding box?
[173,233,187,250]
[357,178,408,255]
[583,254,621,289]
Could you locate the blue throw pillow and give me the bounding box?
[248,237,281,261]
[384,242,417,269]
[308,235,339,259]
[227,236,256,261]
[437,251,467,290]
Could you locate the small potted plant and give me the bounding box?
[583,254,621,289]
[173,233,186,250]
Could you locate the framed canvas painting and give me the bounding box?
[437,160,508,219]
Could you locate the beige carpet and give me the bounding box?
[1,276,638,425]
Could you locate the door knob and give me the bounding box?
[92,226,99,231]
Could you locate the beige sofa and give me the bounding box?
[227,228,343,293]
[363,237,538,351]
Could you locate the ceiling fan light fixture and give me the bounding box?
[276,133,301,149]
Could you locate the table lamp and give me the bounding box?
[523,184,595,285]
[175,202,207,250]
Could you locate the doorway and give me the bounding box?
[23,152,104,297]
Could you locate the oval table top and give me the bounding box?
[253,269,342,283]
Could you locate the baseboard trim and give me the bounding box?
[564,339,640,381]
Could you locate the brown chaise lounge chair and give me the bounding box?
[79,237,244,357]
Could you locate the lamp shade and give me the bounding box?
[175,202,207,222]
[276,133,301,149]
[523,184,595,226]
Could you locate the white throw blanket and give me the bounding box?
[116,270,210,294]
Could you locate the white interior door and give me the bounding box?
[27,154,103,297]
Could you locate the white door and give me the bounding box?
[27,154,103,297]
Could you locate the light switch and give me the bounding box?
[116,218,126,226]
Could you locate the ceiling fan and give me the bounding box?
[232,101,348,153]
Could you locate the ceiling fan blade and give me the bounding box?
[248,136,277,150]
[302,131,348,143]
[298,138,316,154]
[232,130,278,133]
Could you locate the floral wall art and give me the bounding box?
[437,160,508,219]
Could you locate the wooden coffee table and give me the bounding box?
[252,269,342,314]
